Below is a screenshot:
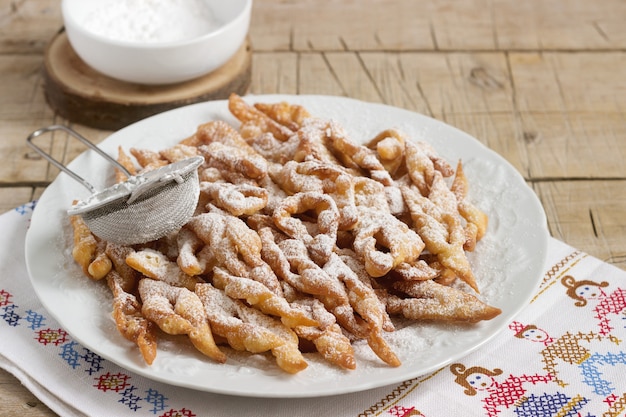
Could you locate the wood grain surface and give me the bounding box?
[1,0,625,415]
[43,32,252,130]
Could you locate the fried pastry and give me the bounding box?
[196,282,307,373]
[69,214,111,280]
[67,94,500,374]
[125,248,204,291]
[385,279,501,323]
[138,279,226,363]
[401,185,478,292]
[107,271,157,365]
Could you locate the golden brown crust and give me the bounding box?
[68,93,499,372]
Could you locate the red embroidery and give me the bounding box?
[388,405,424,416]
[35,328,68,346]
[94,372,131,393]
[594,288,626,336]
[482,373,554,417]
[160,408,196,417]
[0,289,12,306]
[604,393,626,416]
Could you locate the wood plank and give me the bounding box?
[510,52,626,113]
[536,180,626,269]
[430,0,499,51]
[0,55,52,121]
[3,0,626,56]
[0,188,35,214]
[297,52,344,95]
[249,0,626,52]
[0,369,55,417]
[1,119,53,185]
[440,112,529,176]
[248,52,298,94]
[0,0,62,54]
[323,52,383,103]
[1,118,112,186]
[493,0,626,50]
[359,51,514,118]
[250,0,435,52]
[519,111,626,179]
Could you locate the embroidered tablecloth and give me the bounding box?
[1,202,625,417]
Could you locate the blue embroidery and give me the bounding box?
[14,201,37,215]
[145,388,169,415]
[1,304,21,326]
[579,351,626,395]
[24,309,46,330]
[82,348,105,375]
[59,341,82,369]
[514,392,588,416]
[120,386,143,411]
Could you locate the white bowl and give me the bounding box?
[62,0,252,85]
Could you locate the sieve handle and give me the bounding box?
[26,125,133,194]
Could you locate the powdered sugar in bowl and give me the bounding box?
[62,0,252,85]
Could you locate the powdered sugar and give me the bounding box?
[82,0,219,44]
[29,95,548,397]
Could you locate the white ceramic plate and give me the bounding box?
[25,95,549,398]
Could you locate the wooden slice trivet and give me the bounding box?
[43,30,252,131]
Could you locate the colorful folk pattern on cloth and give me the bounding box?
[361,247,626,417]
[2,202,625,417]
[1,203,196,417]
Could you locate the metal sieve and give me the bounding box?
[27,125,204,245]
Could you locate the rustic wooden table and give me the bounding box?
[1,0,625,415]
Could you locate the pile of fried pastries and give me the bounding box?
[70,93,501,374]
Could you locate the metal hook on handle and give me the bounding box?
[26,125,133,194]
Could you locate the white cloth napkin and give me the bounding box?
[2,202,626,417]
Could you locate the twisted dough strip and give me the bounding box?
[159,144,199,163]
[70,214,111,280]
[228,93,294,142]
[404,140,454,196]
[212,266,318,328]
[273,191,340,265]
[253,100,311,131]
[187,209,283,296]
[129,148,168,172]
[176,227,215,276]
[276,238,348,301]
[187,210,256,276]
[199,141,268,182]
[385,279,501,323]
[125,248,204,291]
[271,160,359,231]
[323,253,400,367]
[366,128,407,178]
[450,161,489,250]
[200,181,269,217]
[114,146,137,183]
[288,291,357,370]
[351,178,424,278]
[255,225,357,369]
[195,283,308,374]
[104,242,141,292]
[401,185,478,292]
[240,129,302,165]
[322,119,394,186]
[107,270,157,365]
[181,119,258,156]
[138,279,226,363]
[271,229,399,366]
